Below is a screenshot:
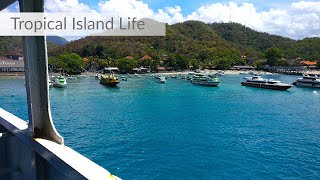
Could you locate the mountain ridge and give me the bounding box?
[1,21,319,64]
[49,21,319,61]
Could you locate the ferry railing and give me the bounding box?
[0,0,119,179]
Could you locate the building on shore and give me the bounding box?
[0,58,25,72]
[265,66,307,75]
[140,55,152,61]
[104,67,119,73]
[4,51,24,61]
[157,66,166,72]
[231,65,255,70]
[132,67,151,74]
[300,60,318,69]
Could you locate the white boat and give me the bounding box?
[293,74,320,88]
[239,71,249,75]
[155,76,166,83]
[191,74,220,87]
[242,75,292,90]
[215,70,225,76]
[186,72,196,80]
[120,76,127,81]
[66,76,77,80]
[48,79,53,88]
[52,76,67,88]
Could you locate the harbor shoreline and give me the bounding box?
[1,70,320,78]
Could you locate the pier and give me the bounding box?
[265,66,307,75]
[0,0,119,179]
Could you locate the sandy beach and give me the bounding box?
[156,70,274,75]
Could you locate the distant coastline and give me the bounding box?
[2,70,320,78]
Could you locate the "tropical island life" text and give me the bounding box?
[10,17,146,32]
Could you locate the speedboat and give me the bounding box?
[293,74,320,88]
[52,76,67,88]
[241,75,292,90]
[155,76,166,83]
[191,74,220,87]
[215,70,225,76]
[100,74,120,87]
[186,72,196,80]
[66,76,78,81]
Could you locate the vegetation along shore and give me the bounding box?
[1,21,319,75]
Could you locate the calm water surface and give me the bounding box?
[1,75,320,179]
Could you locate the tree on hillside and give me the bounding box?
[317,61,320,69]
[175,55,190,70]
[189,59,199,70]
[117,58,137,73]
[49,53,84,74]
[265,48,282,66]
[213,58,232,70]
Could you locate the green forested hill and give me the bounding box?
[50,21,244,63]
[1,21,319,70]
[209,23,320,60]
[0,37,22,55]
[50,21,319,60]
[0,36,67,56]
[209,23,297,58]
[294,38,320,60]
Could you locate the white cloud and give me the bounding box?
[185,1,320,39]
[186,2,263,29]
[165,6,184,23]
[98,0,153,18]
[45,0,97,13]
[167,6,181,15]
[43,0,320,39]
[98,0,183,23]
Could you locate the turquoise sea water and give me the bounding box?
[1,75,320,179]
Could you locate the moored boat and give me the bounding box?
[186,72,196,80]
[293,74,320,88]
[120,76,127,81]
[241,75,292,90]
[52,76,67,88]
[155,76,166,83]
[48,79,53,88]
[191,74,220,87]
[100,74,120,87]
[66,75,77,80]
[215,70,225,76]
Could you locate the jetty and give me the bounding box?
[265,66,307,75]
[0,1,119,179]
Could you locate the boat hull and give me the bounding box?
[241,82,292,90]
[155,77,166,83]
[99,76,120,87]
[53,83,66,88]
[100,81,120,87]
[293,82,320,88]
[52,77,67,88]
[192,81,219,87]
[155,79,166,83]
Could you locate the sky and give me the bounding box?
[3,0,320,40]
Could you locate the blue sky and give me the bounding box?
[75,0,297,14]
